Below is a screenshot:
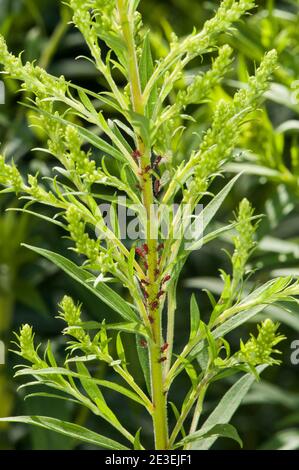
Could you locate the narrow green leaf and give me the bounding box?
[139,32,157,116]
[169,402,186,438]
[133,428,142,450]
[0,416,128,450]
[191,366,267,449]
[76,362,118,425]
[187,174,241,251]
[177,423,242,448]
[22,245,139,322]
[189,294,200,340]
[116,333,127,368]
[16,367,145,406]
[136,335,151,395]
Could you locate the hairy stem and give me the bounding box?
[169,375,210,448]
[117,0,168,449]
[165,282,176,377]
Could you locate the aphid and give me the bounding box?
[144,165,151,173]
[142,243,149,254]
[135,247,145,258]
[148,315,154,324]
[140,278,150,286]
[155,268,160,276]
[154,179,161,196]
[157,243,164,251]
[153,155,163,169]
[157,290,165,299]
[162,274,171,284]
[150,300,159,310]
[158,357,167,365]
[144,261,149,270]
[132,149,141,161]
[140,339,148,348]
[161,342,169,353]
[142,289,149,299]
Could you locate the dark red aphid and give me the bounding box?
[140,339,148,348]
[157,290,165,299]
[148,315,154,324]
[154,179,161,196]
[144,261,149,270]
[142,243,149,255]
[142,289,149,299]
[154,268,160,276]
[140,279,150,286]
[150,300,159,310]
[154,155,163,169]
[135,247,145,258]
[144,165,152,173]
[162,274,171,284]
[132,149,141,161]
[158,356,167,363]
[157,243,164,251]
[161,342,169,353]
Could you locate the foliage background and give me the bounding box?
[0,0,299,450]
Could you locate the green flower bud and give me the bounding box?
[18,324,42,365]
[59,296,91,345]
[65,126,96,183]
[66,206,100,264]
[59,296,82,326]
[238,319,285,366]
[232,198,256,287]
[0,155,24,193]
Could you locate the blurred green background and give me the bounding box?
[1,0,299,450]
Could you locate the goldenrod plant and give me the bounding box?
[0,0,299,450]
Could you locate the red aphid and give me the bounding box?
[154,179,161,196]
[148,315,154,324]
[142,243,149,255]
[154,155,162,169]
[157,290,165,299]
[135,247,145,258]
[140,339,148,348]
[140,279,150,286]
[154,268,160,276]
[157,243,164,251]
[142,290,149,299]
[150,300,159,310]
[162,274,171,284]
[144,165,152,173]
[158,356,167,363]
[132,149,141,161]
[161,342,169,353]
[144,261,149,270]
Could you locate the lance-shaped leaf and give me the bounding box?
[22,244,139,322]
[0,416,129,449]
[191,365,267,449]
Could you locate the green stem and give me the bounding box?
[117,0,168,449]
[114,364,154,414]
[165,282,176,378]
[184,385,207,450]
[169,375,210,448]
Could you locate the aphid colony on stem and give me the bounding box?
[0,0,298,451]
